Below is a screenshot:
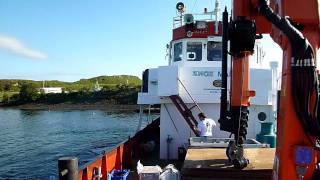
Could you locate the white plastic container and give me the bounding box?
[160,164,180,180]
[139,166,161,180]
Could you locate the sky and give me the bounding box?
[0,0,282,82]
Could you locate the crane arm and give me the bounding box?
[219,0,320,178]
[258,0,312,60]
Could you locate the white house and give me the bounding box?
[39,87,63,94]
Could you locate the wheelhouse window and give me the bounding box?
[187,42,202,61]
[173,42,183,62]
[207,42,222,61]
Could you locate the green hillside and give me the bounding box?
[0,75,142,103]
[0,75,141,92]
[76,75,141,86]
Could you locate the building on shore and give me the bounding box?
[94,79,102,92]
[39,87,63,94]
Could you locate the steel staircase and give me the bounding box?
[169,95,200,136]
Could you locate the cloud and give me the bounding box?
[0,35,47,60]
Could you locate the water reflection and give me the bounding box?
[20,109,44,117]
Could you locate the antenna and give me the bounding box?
[213,0,221,34]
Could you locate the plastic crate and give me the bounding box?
[108,169,130,180]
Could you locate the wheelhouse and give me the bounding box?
[170,37,222,67]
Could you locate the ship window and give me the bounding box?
[187,42,202,61]
[207,42,222,61]
[173,42,183,62]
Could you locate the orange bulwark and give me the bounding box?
[78,143,129,180]
[58,118,160,180]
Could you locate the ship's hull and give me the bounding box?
[68,117,274,180]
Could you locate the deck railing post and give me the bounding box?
[58,156,79,180]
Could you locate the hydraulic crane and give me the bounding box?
[219,0,320,179]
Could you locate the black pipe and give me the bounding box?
[220,7,228,121]
[258,0,320,141]
[258,0,307,59]
[58,157,78,180]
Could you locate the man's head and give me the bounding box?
[198,112,206,121]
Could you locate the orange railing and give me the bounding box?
[75,118,160,180]
[78,140,133,180]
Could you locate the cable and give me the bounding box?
[164,104,185,146]
[291,49,320,148]
[136,105,143,132]
[258,0,320,149]
[178,78,204,113]
[191,0,198,13]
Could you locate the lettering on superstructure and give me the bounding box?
[192,71,222,78]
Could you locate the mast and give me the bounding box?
[213,0,220,34]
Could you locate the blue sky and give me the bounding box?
[0,0,282,82]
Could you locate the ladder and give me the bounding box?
[169,95,200,136]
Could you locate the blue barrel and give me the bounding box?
[256,122,276,148]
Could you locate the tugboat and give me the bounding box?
[137,0,278,160]
[58,1,279,179]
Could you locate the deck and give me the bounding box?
[182,148,275,180]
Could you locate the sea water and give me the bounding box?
[0,108,153,179]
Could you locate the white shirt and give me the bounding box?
[197,118,216,137]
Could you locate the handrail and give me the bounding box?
[173,12,215,29]
[177,78,203,113]
[169,95,200,136]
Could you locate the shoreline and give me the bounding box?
[0,102,139,111]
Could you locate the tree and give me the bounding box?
[19,83,39,102]
[4,83,12,91]
[2,93,9,103]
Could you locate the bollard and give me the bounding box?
[58,156,78,180]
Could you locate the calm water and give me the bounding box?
[0,108,153,179]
